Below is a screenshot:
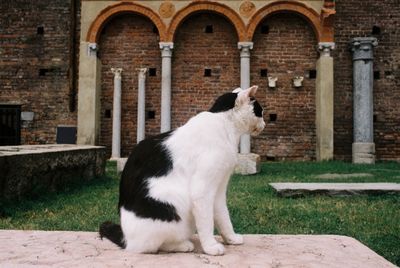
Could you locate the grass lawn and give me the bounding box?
[1,161,399,265]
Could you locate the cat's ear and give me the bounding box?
[235,85,258,106]
[232,87,242,93]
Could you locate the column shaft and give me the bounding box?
[238,42,253,154]
[350,37,378,164]
[160,42,173,133]
[111,68,122,159]
[316,42,335,161]
[137,68,147,143]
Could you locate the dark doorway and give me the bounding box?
[0,105,21,145]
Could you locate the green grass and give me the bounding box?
[1,161,399,265]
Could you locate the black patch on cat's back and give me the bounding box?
[119,131,180,222]
[209,93,237,113]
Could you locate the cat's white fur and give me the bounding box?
[120,86,265,255]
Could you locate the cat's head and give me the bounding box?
[209,86,265,136]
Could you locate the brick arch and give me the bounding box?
[86,2,167,43]
[167,1,247,42]
[247,1,329,42]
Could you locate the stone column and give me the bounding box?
[160,42,173,133]
[238,42,253,154]
[235,42,260,175]
[110,68,122,159]
[77,42,101,145]
[316,42,335,161]
[137,68,147,143]
[350,37,378,164]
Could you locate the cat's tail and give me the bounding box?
[99,221,126,249]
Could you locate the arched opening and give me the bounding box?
[171,12,240,129]
[98,13,161,156]
[251,13,318,160]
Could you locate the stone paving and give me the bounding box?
[0,230,396,267]
[270,183,400,197]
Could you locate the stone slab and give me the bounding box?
[0,230,396,268]
[314,173,374,179]
[0,144,107,201]
[270,183,400,197]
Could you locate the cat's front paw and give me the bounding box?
[203,242,225,256]
[223,234,244,245]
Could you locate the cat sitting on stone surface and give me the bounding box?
[100,86,265,255]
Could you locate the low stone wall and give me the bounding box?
[0,144,107,201]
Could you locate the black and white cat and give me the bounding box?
[100,86,265,255]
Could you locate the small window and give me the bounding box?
[269,113,277,122]
[39,69,49,76]
[261,25,269,34]
[104,109,111,118]
[204,69,212,77]
[373,114,378,123]
[374,71,380,80]
[266,156,276,161]
[37,26,44,35]
[205,25,213,33]
[149,68,156,77]
[260,69,268,77]
[372,26,381,35]
[309,70,317,79]
[147,111,155,119]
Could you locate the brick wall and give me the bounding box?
[1,0,399,161]
[334,0,400,161]
[98,14,161,157]
[251,13,318,160]
[0,0,79,144]
[171,13,240,129]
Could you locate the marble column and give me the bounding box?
[235,42,260,175]
[137,68,147,143]
[316,42,335,161]
[238,42,253,154]
[111,68,122,159]
[350,37,378,164]
[160,42,173,133]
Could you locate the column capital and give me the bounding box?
[238,42,253,58]
[111,68,123,79]
[318,42,335,57]
[137,68,147,80]
[350,37,378,61]
[238,42,254,50]
[160,42,174,57]
[87,42,98,56]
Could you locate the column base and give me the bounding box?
[109,157,128,174]
[352,142,375,164]
[235,153,261,175]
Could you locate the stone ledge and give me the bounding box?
[0,144,107,201]
[0,230,395,267]
[270,183,400,197]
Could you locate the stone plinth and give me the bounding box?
[0,144,106,201]
[235,153,261,175]
[270,183,400,197]
[0,230,396,267]
[113,157,128,174]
